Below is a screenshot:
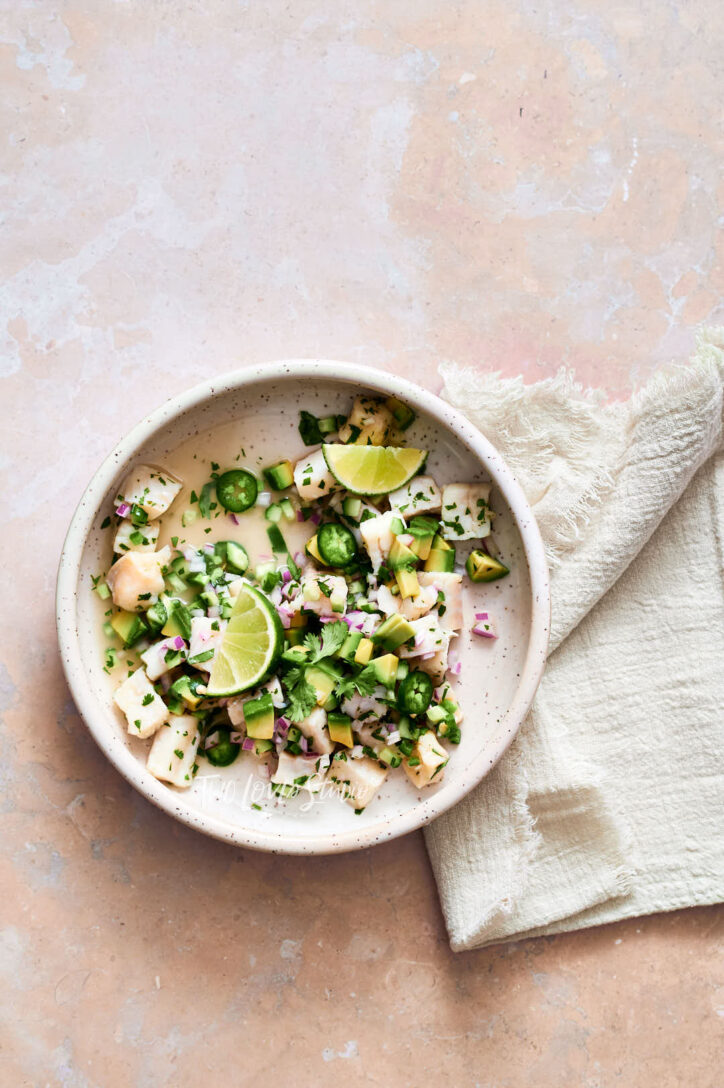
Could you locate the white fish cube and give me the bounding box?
[114,670,167,739]
[404,730,448,788]
[440,483,491,541]
[140,638,182,682]
[398,615,450,659]
[106,546,171,612]
[338,395,393,446]
[113,520,159,555]
[189,616,227,672]
[359,509,405,572]
[328,753,388,809]
[271,751,326,793]
[387,475,442,516]
[118,464,182,521]
[146,714,200,788]
[293,448,338,501]
[299,707,334,755]
[418,571,463,630]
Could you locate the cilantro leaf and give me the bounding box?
[335,665,378,700]
[283,675,317,723]
[199,481,215,519]
[303,621,348,664]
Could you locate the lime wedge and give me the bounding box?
[322,444,427,495]
[205,583,283,697]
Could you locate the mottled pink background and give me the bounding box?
[1,2,722,1086]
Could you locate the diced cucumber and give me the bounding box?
[318,414,342,435]
[378,745,402,768]
[342,496,362,519]
[146,600,168,632]
[265,503,283,523]
[280,498,295,521]
[182,509,198,527]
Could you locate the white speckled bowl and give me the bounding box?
[56,361,549,854]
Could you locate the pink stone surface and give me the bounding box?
[1,2,722,1085]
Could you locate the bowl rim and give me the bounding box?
[56,359,550,854]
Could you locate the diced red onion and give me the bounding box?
[296,510,305,523]
[475,611,490,622]
[294,552,304,565]
[173,636,185,650]
[387,730,401,745]
[420,651,435,660]
[241,736,256,751]
[159,674,172,692]
[229,513,240,525]
[472,623,497,639]
[299,735,309,753]
[309,511,321,525]
[452,660,463,674]
[207,605,220,619]
[230,731,244,744]
[398,533,414,547]
[203,543,215,554]
[276,716,290,732]
[115,501,131,518]
[275,605,291,629]
[281,568,292,584]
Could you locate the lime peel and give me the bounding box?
[205,583,283,696]
[322,444,427,495]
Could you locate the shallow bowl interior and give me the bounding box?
[57,361,549,854]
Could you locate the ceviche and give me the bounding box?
[94,394,509,811]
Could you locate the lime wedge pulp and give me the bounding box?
[205,583,283,697]
[322,444,427,496]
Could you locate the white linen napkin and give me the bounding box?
[424,328,724,951]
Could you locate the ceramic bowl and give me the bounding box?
[56,361,550,854]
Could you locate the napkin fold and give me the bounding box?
[424,328,724,951]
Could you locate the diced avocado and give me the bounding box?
[244,691,275,739]
[388,537,418,572]
[161,600,192,640]
[253,738,274,756]
[284,629,307,647]
[327,711,354,747]
[371,653,399,687]
[342,496,362,519]
[110,610,148,647]
[263,459,295,490]
[169,674,205,709]
[288,611,307,629]
[372,614,416,652]
[305,535,328,566]
[466,550,510,583]
[424,535,456,573]
[305,665,337,708]
[385,396,416,430]
[395,569,419,598]
[337,630,363,662]
[354,637,374,665]
[409,535,433,561]
[282,644,309,663]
